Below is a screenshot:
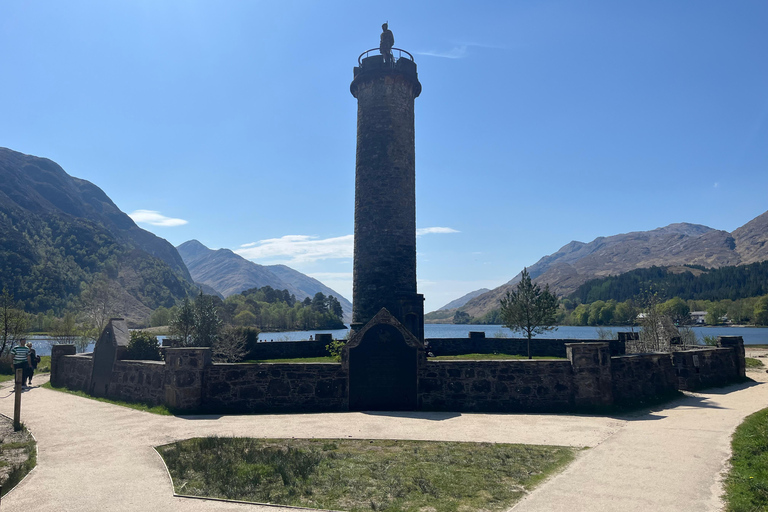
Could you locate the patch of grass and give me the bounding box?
[0,423,36,497]
[0,374,14,383]
[157,437,577,511]
[430,353,566,361]
[745,357,765,369]
[42,382,173,415]
[243,357,337,363]
[724,407,768,511]
[36,355,51,373]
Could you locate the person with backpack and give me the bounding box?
[24,342,40,386]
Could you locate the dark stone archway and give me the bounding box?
[345,309,421,411]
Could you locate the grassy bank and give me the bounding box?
[724,407,768,511]
[42,382,173,416]
[157,437,578,511]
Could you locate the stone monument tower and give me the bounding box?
[350,29,424,341]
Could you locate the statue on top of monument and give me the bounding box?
[380,22,395,66]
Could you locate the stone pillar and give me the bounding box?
[567,342,613,408]
[50,344,76,388]
[469,331,486,340]
[350,51,423,339]
[718,336,746,378]
[164,348,211,411]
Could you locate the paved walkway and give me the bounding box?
[0,367,765,512]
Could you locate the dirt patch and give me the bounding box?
[0,414,36,494]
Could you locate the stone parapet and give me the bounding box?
[50,344,77,388]
[567,342,613,407]
[717,336,746,377]
[164,348,211,411]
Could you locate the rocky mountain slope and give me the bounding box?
[451,212,768,320]
[0,147,195,322]
[177,240,352,321]
[438,288,490,311]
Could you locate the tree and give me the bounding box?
[659,297,690,325]
[499,268,559,359]
[211,326,249,363]
[754,296,768,326]
[170,296,195,346]
[149,306,172,327]
[0,288,29,356]
[192,292,221,347]
[125,331,162,360]
[453,311,472,324]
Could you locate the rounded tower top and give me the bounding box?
[350,47,422,98]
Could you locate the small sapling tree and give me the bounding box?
[499,268,559,359]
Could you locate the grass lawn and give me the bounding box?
[723,407,768,511]
[42,382,173,415]
[745,357,765,369]
[157,437,578,511]
[430,353,566,361]
[243,357,337,363]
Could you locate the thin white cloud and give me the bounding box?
[416,227,460,236]
[417,46,468,59]
[235,235,353,264]
[713,182,720,188]
[128,209,188,227]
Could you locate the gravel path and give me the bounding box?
[0,361,765,512]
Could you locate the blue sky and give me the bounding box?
[2,1,767,312]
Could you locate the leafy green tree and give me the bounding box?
[125,331,162,360]
[150,306,172,327]
[754,296,768,326]
[660,297,690,325]
[328,295,344,319]
[453,311,472,324]
[499,268,559,359]
[193,292,221,347]
[170,296,195,346]
[706,303,727,325]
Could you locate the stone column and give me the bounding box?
[350,52,423,339]
[567,342,613,408]
[718,336,746,378]
[50,344,76,388]
[164,348,211,411]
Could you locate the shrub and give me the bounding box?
[326,339,346,362]
[125,331,162,360]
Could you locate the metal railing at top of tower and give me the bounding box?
[358,47,415,67]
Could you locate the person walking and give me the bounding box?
[10,339,31,389]
[24,342,39,386]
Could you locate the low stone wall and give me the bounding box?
[426,337,626,358]
[203,363,347,413]
[611,353,677,404]
[107,360,166,406]
[419,360,573,412]
[246,340,331,360]
[673,348,741,391]
[55,354,93,392]
[48,336,746,414]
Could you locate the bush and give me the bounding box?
[125,331,162,360]
[325,339,346,362]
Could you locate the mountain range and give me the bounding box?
[0,147,194,322]
[177,240,353,322]
[444,211,768,320]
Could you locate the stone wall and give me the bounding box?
[426,336,626,358]
[54,353,93,392]
[672,348,741,391]
[611,353,677,404]
[49,336,746,414]
[419,360,573,412]
[107,360,166,406]
[246,340,331,360]
[203,363,347,413]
